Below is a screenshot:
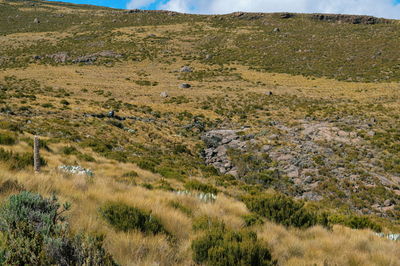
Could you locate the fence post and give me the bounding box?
[34,136,40,173]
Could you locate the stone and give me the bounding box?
[33,18,40,23]
[180,66,192,72]
[160,91,169,98]
[384,199,392,207]
[273,28,280,32]
[266,91,273,96]
[47,52,69,63]
[179,83,191,89]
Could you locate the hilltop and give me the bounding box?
[0,0,399,265]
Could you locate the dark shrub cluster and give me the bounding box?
[191,218,273,266]
[328,214,382,232]
[99,202,166,235]
[0,147,47,170]
[0,132,17,145]
[0,191,116,265]
[184,180,218,194]
[243,193,317,228]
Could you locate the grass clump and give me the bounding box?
[328,214,382,232]
[243,193,317,228]
[184,180,218,194]
[99,202,166,235]
[0,148,46,170]
[192,218,273,266]
[0,132,17,145]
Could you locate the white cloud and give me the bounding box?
[127,0,400,19]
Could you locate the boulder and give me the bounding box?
[180,66,192,73]
[179,83,191,89]
[160,91,169,98]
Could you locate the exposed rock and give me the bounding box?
[179,83,191,89]
[311,14,389,24]
[180,66,192,72]
[280,13,294,19]
[33,18,40,23]
[47,52,69,63]
[202,129,249,177]
[273,28,280,32]
[160,91,169,98]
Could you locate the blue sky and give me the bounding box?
[49,0,400,19]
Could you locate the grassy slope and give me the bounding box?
[0,0,399,265]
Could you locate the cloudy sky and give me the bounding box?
[52,0,400,19]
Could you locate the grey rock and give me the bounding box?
[160,91,169,98]
[179,83,191,89]
[180,66,192,72]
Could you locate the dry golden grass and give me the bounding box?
[1,162,399,265]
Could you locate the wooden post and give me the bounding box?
[34,136,40,173]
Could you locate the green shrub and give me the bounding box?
[77,153,96,162]
[242,214,264,227]
[192,223,273,266]
[122,171,139,178]
[0,192,116,265]
[168,201,192,216]
[62,146,78,155]
[328,214,382,232]
[184,180,218,194]
[192,216,225,231]
[0,132,16,145]
[0,148,46,170]
[243,193,317,228]
[99,202,166,235]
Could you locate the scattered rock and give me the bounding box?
[202,129,250,177]
[273,28,280,32]
[59,165,94,176]
[180,66,192,72]
[311,14,388,24]
[33,18,40,23]
[47,52,69,63]
[160,91,169,98]
[179,83,191,89]
[280,13,294,19]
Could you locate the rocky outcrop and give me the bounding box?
[311,14,390,24]
[202,129,249,177]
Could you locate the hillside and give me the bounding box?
[0,0,399,265]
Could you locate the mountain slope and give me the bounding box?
[0,0,399,265]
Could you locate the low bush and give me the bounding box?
[0,192,116,265]
[0,148,47,170]
[99,202,166,235]
[243,193,317,228]
[0,132,16,145]
[185,180,218,194]
[328,214,382,232]
[192,220,273,266]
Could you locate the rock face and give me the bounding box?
[47,52,69,63]
[202,130,248,177]
[311,14,389,24]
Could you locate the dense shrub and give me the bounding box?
[0,132,16,145]
[0,192,116,265]
[0,148,47,170]
[185,180,218,194]
[62,145,78,155]
[99,202,166,235]
[328,214,382,232]
[243,193,317,228]
[192,220,273,266]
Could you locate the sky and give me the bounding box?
[51,0,400,19]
